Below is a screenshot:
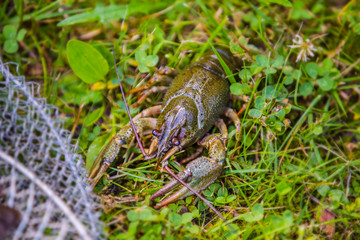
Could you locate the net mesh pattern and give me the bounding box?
[0,58,105,240]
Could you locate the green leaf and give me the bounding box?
[3,25,17,39]
[317,76,334,91]
[271,55,284,67]
[263,85,276,100]
[138,63,150,73]
[16,29,26,42]
[321,58,333,72]
[299,82,313,96]
[252,204,264,221]
[86,133,112,171]
[290,1,312,20]
[260,0,292,7]
[230,82,251,95]
[317,185,330,197]
[255,96,265,110]
[305,62,319,79]
[329,189,344,202]
[292,69,302,80]
[169,213,182,226]
[188,225,199,234]
[242,204,264,222]
[276,182,291,195]
[83,106,105,127]
[284,75,294,85]
[264,67,277,75]
[313,125,323,135]
[145,55,159,67]
[181,212,193,224]
[135,50,147,63]
[4,40,18,53]
[249,109,262,118]
[139,209,155,221]
[57,4,127,26]
[276,85,288,101]
[218,187,228,197]
[66,40,109,84]
[275,109,286,120]
[57,12,98,27]
[239,69,252,82]
[256,55,270,68]
[127,210,139,222]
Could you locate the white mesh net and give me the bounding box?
[0,58,105,240]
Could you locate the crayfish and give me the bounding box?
[88,47,241,219]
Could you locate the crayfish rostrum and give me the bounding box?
[89,47,241,211]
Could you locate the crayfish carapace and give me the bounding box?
[88,47,241,218]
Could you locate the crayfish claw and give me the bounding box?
[151,156,223,208]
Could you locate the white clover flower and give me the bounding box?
[288,34,317,62]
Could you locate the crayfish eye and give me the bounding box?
[171,137,180,146]
[152,129,161,137]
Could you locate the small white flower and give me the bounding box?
[288,34,317,62]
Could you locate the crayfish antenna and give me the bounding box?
[107,26,147,158]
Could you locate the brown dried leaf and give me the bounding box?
[319,209,335,238]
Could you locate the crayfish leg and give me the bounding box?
[88,118,157,188]
[151,133,226,208]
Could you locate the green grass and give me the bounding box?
[1,0,360,239]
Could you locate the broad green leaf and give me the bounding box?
[284,75,294,85]
[16,29,26,41]
[321,58,333,72]
[66,40,109,84]
[230,82,251,95]
[249,109,262,118]
[92,43,115,68]
[293,69,302,80]
[181,212,193,224]
[317,76,334,91]
[242,204,264,222]
[305,62,319,79]
[188,225,199,234]
[275,109,286,120]
[256,55,270,68]
[276,182,291,195]
[138,63,150,73]
[83,106,105,127]
[239,69,252,82]
[169,213,182,226]
[139,209,155,221]
[135,50,147,63]
[252,204,264,221]
[317,185,330,197]
[313,125,323,135]
[329,189,344,202]
[263,85,276,100]
[290,1,312,19]
[86,133,112,171]
[145,55,159,67]
[127,210,139,222]
[3,25,17,39]
[4,40,18,53]
[276,85,288,101]
[264,67,277,75]
[271,55,284,67]
[299,82,313,96]
[255,96,265,110]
